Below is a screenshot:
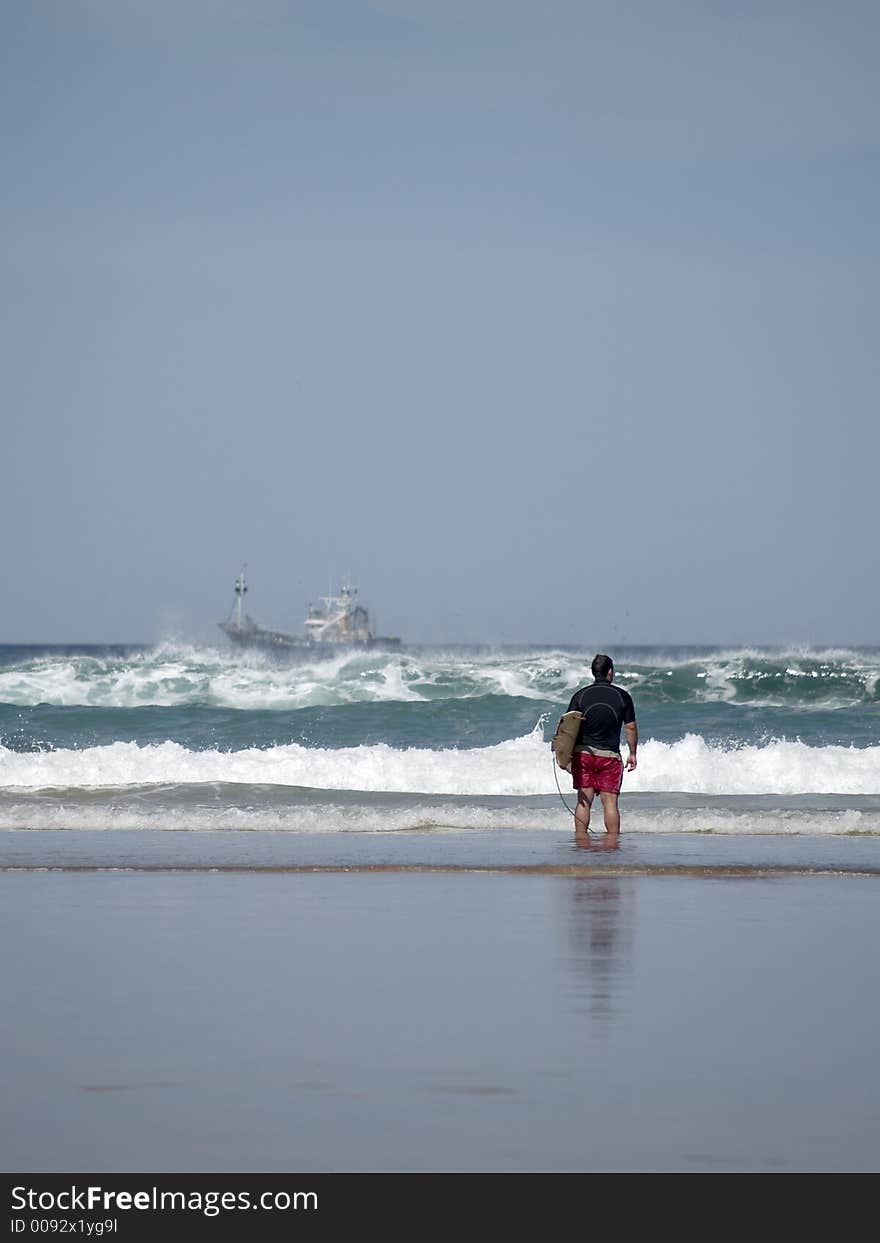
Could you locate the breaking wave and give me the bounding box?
[2,730,879,797]
[1,800,878,837]
[1,643,878,710]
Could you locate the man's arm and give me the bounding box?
[624,721,638,771]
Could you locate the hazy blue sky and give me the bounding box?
[3,1,878,645]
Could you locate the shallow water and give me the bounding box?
[3,826,880,873]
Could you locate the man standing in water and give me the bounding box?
[567,654,638,849]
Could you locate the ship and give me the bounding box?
[218,568,402,658]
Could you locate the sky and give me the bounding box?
[2,0,878,646]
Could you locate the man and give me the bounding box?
[566,653,637,849]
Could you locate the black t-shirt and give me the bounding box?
[567,680,636,755]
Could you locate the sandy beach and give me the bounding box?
[3,828,879,1173]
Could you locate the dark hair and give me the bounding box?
[591,653,614,680]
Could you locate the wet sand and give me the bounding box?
[2,829,879,1172]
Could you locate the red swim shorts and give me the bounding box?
[571,751,623,794]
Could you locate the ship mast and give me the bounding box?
[233,565,247,630]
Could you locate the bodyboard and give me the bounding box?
[551,710,583,771]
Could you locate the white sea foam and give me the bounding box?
[632,734,880,796]
[2,730,879,796]
[0,801,552,834]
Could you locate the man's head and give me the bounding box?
[591,653,614,681]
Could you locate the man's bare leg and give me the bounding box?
[574,787,595,847]
[597,790,621,847]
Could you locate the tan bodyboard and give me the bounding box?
[551,710,583,771]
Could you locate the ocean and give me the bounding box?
[1,641,879,842]
[5,641,880,1174]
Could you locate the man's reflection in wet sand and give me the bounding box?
[561,877,636,1023]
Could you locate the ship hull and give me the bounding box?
[219,622,402,660]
